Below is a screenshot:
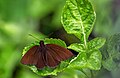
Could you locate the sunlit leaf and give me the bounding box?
[87,37,106,50]
[61,0,96,41]
[87,50,102,70]
[44,38,67,48]
[68,43,84,52]
[68,50,102,70]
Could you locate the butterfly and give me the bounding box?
[21,40,74,69]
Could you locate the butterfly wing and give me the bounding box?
[45,44,74,67]
[45,48,60,67]
[21,45,39,65]
[35,49,46,69]
[21,43,74,69]
[21,45,46,69]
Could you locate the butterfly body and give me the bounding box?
[21,41,74,69]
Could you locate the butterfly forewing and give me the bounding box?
[46,47,62,61]
[45,44,74,67]
[46,44,74,60]
[21,46,39,65]
[45,49,60,67]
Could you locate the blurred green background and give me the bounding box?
[0,0,120,78]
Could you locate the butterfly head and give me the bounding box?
[39,40,45,48]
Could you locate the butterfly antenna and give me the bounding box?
[28,34,40,41]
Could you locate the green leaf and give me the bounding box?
[68,43,84,52]
[107,34,120,57]
[30,60,70,76]
[102,33,120,71]
[102,57,117,71]
[68,38,106,53]
[61,0,96,41]
[68,50,102,70]
[87,50,102,70]
[87,37,106,50]
[21,38,72,76]
[44,38,67,48]
[68,53,87,68]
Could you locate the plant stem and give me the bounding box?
[29,34,40,41]
[90,70,94,78]
[80,69,90,78]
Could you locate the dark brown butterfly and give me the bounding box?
[21,40,74,69]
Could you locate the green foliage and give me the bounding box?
[61,0,105,71]
[61,0,96,41]
[21,0,106,76]
[0,22,40,78]
[1,0,120,77]
[58,68,92,78]
[68,50,102,70]
[44,38,67,48]
[102,34,120,71]
[0,0,67,77]
[68,43,84,53]
[0,0,120,78]
[87,37,106,50]
[68,38,106,53]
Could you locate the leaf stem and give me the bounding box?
[81,22,87,48]
[28,34,40,41]
[75,0,87,49]
[78,13,87,48]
